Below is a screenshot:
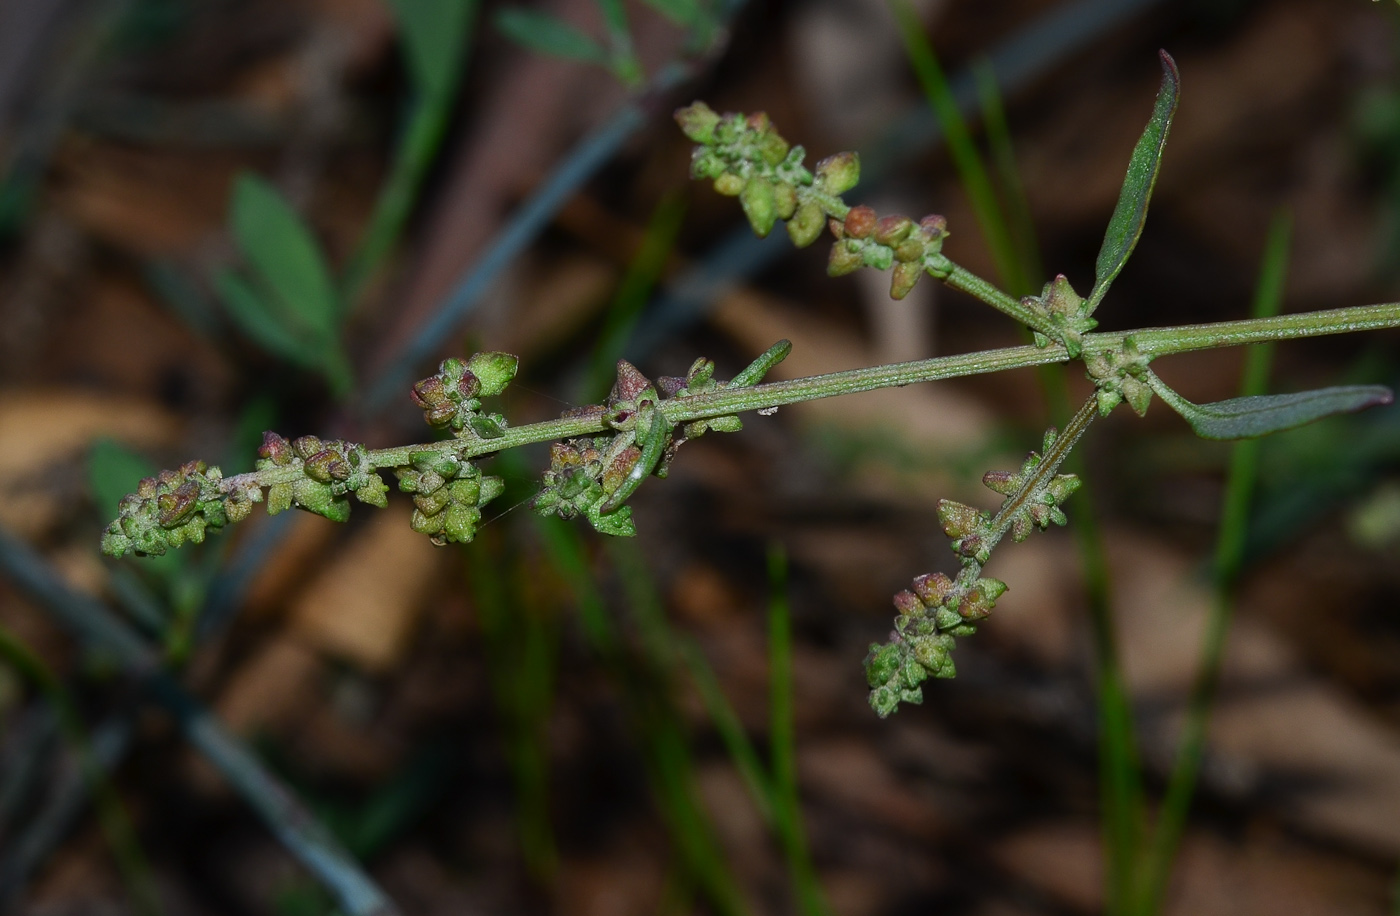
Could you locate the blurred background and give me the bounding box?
[3,0,1400,913]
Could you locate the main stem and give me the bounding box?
[215,299,1400,494]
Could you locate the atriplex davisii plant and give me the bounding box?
[102,52,1398,717]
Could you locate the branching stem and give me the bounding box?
[210,294,1400,499]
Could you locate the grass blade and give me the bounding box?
[679,641,775,824]
[532,521,750,916]
[972,58,1042,296]
[386,0,475,98]
[1134,211,1291,916]
[766,544,830,916]
[341,0,479,306]
[890,0,1025,296]
[585,193,688,400]
[494,9,610,67]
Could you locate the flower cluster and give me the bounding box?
[827,207,951,299]
[100,461,240,558]
[1022,274,1098,358]
[533,343,794,536]
[1085,336,1153,416]
[257,433,388,523]
[863,427,1082,717]
[676,101,857,247]
[409,351,518,438]
[395,450,503,546]
[864,570,1008,717]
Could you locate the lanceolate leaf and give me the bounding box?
[228,172,339,345]
[1147,370,1393,440]
[494,9,609,66]
[214,269,326,372]
[640,0,705,28]
[386,0,477,98]
[1087,50,1180,315]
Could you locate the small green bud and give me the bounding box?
[827,240,863,277]
[889,261,921,300]
[355,475,389,508]
[740,177,778,238]
[787,200,825,248]
[705,416,743,433]
[938,500,982,540]
[674,101,721,143]
[1123,376,1153,416]
[758,130,790,167]
[814,152,859,195]
[689,149,725,180]
[773,183,798,221]
[267,482,293,515]
[469,414,507,439]
[1096,388,1122,416]
[714,173,745,196]
[874,215,914,246]
[865,642,902,688]
[911,637,949,673]
[467,352,518,397]
[844,205,877,239]
[893,590,922,616]
[479,475,505,506]
[982,470,1019,496]
[912,572,955,608]
[934,606,962,630]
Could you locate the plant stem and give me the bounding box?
[943,263,1052,332]
[218,298,1400,496]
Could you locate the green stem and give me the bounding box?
[213,296,1400,497]
[984,395,1097,549]
[942,263,1052,332]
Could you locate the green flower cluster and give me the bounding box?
[980,430,1082,543]
[409,351,518,438]
[827,207,951,299]
[258,433,387,523]
[532,436,640,537]
[100,460,239,558]
[864,570,1008,718]
[676,101,857,247]
[864,428,1082,717]
[1023,274,1098,358]
[395,450,503,546]
[1085,336,1153,416]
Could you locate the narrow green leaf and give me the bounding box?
[679,640,776,823]
[386,0,477,98]
[891,0,1024,296]
[1087,51,1180,315]
[228,172,339,341]
[1148,371,1392,440]
[1136,210,1293,916]
[591,0,643,86]
[214,269,326,371]
[593,0,631,47]
[640,0,705,27]
[495,9,609,66]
